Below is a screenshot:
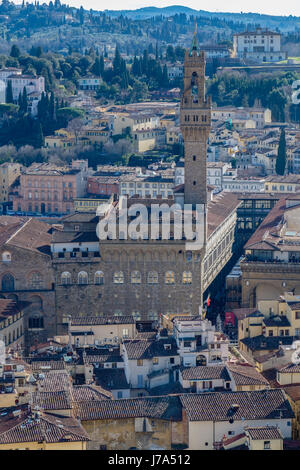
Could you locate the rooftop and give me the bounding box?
[180,389,294,422]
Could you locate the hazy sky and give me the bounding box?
[58,0,300,16]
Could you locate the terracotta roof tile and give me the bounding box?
[180,389,293,421]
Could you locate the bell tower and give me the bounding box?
[180,29,211,207]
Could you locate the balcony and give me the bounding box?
[242,255,300,266]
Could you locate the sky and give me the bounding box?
[49,0,300,16]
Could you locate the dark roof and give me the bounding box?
[123,338,178,360]
[227,362,269,386]
[241,335,294,351]
[71,316,134,326]
[245,425,282,440]
[180,365,230,381]
[52,230,99,243]
[74,395,182,422]
[94,369,129,390]
[180,389,294,422]
[263,316,291,327]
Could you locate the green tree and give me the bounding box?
[91,56,101,77]
[5,80,14,104]
[276,128,286,175]
[10,44,20,58]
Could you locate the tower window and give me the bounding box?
[193,181,196,186]
[193,156,196,161]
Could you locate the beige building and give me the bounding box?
[264,175,300,193]
[69,316,137,347]
[0,299,25,352]
[0,162,21,203]
[211,106,272,129]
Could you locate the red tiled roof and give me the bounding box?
[0,411,89,445]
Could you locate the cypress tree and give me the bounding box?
[22,87,28,113]
[5,80,14,104]
[10,44,21,58]
[276,128,287,175]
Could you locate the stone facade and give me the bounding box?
[0,218,55,349]
[180,39,211,207]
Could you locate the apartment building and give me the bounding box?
[12,161,88,215]
[119,175,174,198]
[233,28,287,63]
[212,106,272,129]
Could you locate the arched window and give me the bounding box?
[148,311,158,321]
[94,271,104,285]
[61,272,71,285]
[114,310,123,317]
[1,273,15,292]
[2,251,11,262]
[131,271,141,284]
[113,272,124,284]
[182,272,192,284]
[28,295,43,312]
[78,271,88,285]
[132,311,141,321]
[28,317,44,329]
[147,271,158,284]
[165,271,175,284]
[29,272,44,289]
